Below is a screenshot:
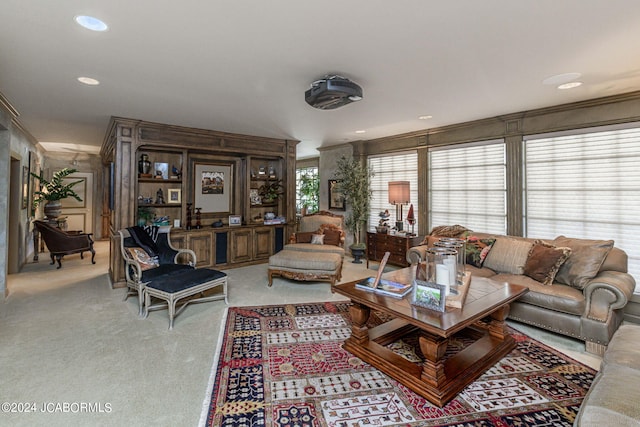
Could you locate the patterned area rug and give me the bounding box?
[201,302,595,426]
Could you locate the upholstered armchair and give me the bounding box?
[33,220,95,269]
[118,225,196,315]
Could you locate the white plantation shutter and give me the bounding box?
[428,141,506,234]
[524,125,640,291]
[368,152,419,233]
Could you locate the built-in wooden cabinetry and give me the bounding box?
[101,117,298,287]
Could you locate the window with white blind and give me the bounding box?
[428,141,506,234]
[368,152,419,233]
[524,125,640,291]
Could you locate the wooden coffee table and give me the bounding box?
[332,269,528,407]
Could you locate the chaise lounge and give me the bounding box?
[268,211,345,286]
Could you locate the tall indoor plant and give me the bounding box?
[31,167,83,219]
[334,156,373,262]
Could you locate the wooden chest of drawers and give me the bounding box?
[366,232,423,268]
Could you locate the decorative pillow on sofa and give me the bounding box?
[422,224,472,244]
[311,234,325,245]
[295,231,316,244]
[553,236,614,289]
[465,237,496,268]
[322,228,341,246]
[483,237,533,275]
[126,247,159,271]
[523,240,572,285]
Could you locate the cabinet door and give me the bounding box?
[253,227,273,260]
[230,228,253,263]
[187,230,214,268]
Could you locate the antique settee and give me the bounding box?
[267,211,345,286]
[407,227,636,355]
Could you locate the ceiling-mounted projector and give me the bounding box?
[305,75,363,110]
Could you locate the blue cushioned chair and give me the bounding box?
[119,225,227,328]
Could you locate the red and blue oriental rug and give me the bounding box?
[200,302,596,426]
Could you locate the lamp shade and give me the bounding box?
[388,181,410,205]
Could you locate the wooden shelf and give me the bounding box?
[138,178,182,183]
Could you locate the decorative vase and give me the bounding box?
[138,154,151,176]
[350,245,366,264]
[44,200,62,219]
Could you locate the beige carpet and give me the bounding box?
[1,241,601,427]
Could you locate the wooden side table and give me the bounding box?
[366,231,423,268]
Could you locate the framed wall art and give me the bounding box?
[328,179,345,211]
[194,163,233,213]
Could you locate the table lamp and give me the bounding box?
[388,181,410,231]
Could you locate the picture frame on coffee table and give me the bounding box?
[411,280,446,312]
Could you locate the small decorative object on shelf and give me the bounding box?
[376,209,390,233]
[138,154,152,177]
[406,204,416,236]
[195,207,202,229]
[258,165,267,177]
[250,169,257,179]
[155,188,165,204]
[170,165,180,179]
[212,219,223,228]
[185,203,193,230]
[268,165,277,179]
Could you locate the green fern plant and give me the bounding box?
[31,167,83,206]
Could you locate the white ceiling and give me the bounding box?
[2,1,640,159]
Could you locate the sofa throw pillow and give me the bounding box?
[126,247,159,271]
[429,224,473,237]
[322,228,341,246]
[295,231,315,244]
[465,237,496,268]
[553,236,614,289]
[311,234,325,245]
[524,240,572,285]
[483,237,533,275]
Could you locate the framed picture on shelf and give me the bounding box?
[168,189,181,203]
[249,188,262,205]
[229,215,241,226]
[411,280,446,312]
[328,179,345,211]
[194,162,233,213]
[154,162,169,180]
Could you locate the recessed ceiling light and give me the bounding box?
[77,76,100,85]
[542,72,581,86]
[74,15,108,32]
[418,115,433,120]
[355,130,366,134]
[557,81,583,90]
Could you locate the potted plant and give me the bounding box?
[31,167,83,219]
[258,179,283,204]
[299,173,319,215]
[334,156,374,263]
[137,206,155,226]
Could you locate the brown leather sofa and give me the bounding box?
[407,232,636,355]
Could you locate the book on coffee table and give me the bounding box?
[355,276,413,298]
[354,251,412,298]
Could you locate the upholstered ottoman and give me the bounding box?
[268,250,343,286]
